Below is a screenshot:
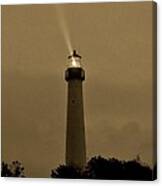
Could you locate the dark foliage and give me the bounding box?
[51,165,81,179]
[83,156,123,179]
[51,156,154,180]
[1,161,25,177]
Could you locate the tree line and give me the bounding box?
[1,155,156,180]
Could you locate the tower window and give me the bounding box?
[72,100,75,104]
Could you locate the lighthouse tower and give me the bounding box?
[65,50,86,169]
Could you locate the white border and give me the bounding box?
[0,0,161,186]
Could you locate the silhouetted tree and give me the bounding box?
[51,165,81,178]
[84,156,124,179]
[1,161,25,177]
[51,156,154,180]
[122,160,152,180]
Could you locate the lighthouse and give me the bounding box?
[65,50,86,169]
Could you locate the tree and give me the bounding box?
[51,165,81,178]
[84,156,153,180]
[51,156,153,180]
[84,156,124,179]
[1,161,25,177]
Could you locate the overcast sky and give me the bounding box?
[2,2,156,177]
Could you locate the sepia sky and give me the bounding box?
[2,2,156,177]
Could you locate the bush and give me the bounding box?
[1,161,25,177]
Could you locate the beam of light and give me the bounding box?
[55,5,73,54]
